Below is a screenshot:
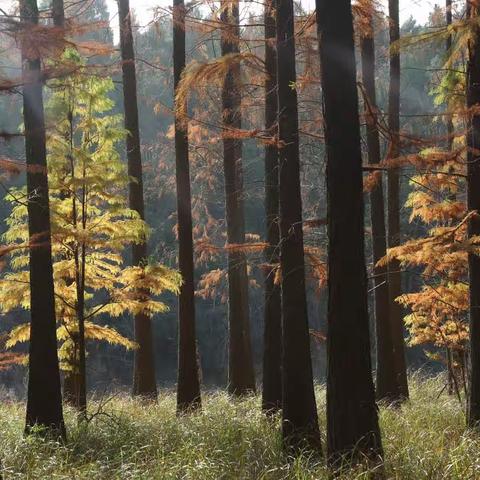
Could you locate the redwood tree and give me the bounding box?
[387,0,409,400]
[173,0,202,413]
[317,0,383,464]
[360,3,399,402]
[467,5,480,428]
[261,0,282,414]
[117,0,157,398]
[276,0,321,452]
[220,0,256,395]
[20,0,65,438]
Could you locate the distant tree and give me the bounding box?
[317,0,383,465]
[19,0,65,438]
[117,0,157,399]
[360,1,399,402]
[261,0,282,415]
[276,0,321,453]
[173,0,202,412]
[387,0,409,400]
[467,4,480,428]
[220,0,256,395]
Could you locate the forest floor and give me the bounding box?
[0,374,476,479]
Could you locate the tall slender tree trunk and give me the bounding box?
[360,4,400,403]
[317,0,383,465]
[261,0,282,415]
[220,0,256,395]
[51,0,64,27]
[276,0,321,453]
[173,0,202,413]
[466,5,480,428]
[117,0,157,399]
[20,0,65,439]
[387,0,409,400]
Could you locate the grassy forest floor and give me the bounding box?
[0,374,477,479]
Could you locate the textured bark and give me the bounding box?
[466,6,480,428]
[261,0,282,415]
[220,0,256,395]
[277,0,321,453]
[173,0,202,413]
[117,0,157,399]
[387,0,409,400]
[20,0,65,439]
[317,0,383,465]
[360,9,400,402]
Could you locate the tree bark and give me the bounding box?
[117,0,157,399]
[173,0,202,413]
[20,0,65,439]
[466,5,480,428]
[220,0,256,395]
[51,0,64,27]
[317,0,383,465]
[387,0,409,400]
[261,0,282,415]
[276,0,321,453]
[360,5,400,403]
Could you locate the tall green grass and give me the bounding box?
[0,375,477,479]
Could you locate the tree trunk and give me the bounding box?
[317,0,383,465]
[173,0,202,413]
[51,0,64,27]
[360,5,400,403]
[117,0,157,399]
[466,5,480,428]
[261,0,282,415]
[276,0,321,453]
[220,0,256,395]
[20,0,65,439]
[387,0,409,400]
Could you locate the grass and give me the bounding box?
[0,374,478,479]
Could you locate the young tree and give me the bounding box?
[173,0,202,412]
[0,52,181,414]
[261,0,282,414]
[220,0,256,395]
[387,0,409,400]
[276,0,321,452]
[467,5,480,428]
[117,0,157,399]
[360,2,399,402]
[19,0,65,438]
[317,0,383,465]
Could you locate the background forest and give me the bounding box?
[0,0,438,396]
[0,0,479,478]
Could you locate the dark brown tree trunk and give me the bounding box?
[220,0,256,396]
[317,0,383,465]
[51,0,64,26]
[466,5,480,428]
[387,0,409,400]
[173,0,202,413]
[20,0,65,439]
[261,0,282,415]
[117,0,157,399]
[276,0,321,453]
[360,6,400,403]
